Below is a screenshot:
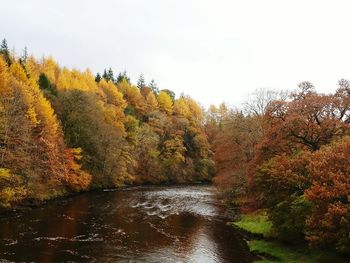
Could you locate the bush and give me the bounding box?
[0,168,26,208]
[269,195,311,243]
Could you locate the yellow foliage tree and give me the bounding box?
[145,92,159,113]
[158,91,173,114]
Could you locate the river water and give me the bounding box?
[0,185,253,262]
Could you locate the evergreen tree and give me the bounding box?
[20,47,28,65]
[95,73,102,83]
[38,73,56,95]
[107,67,114,82]
[18,47,28,74]
[116,71,130,84]
[137,73,146,89]
[0,39,9,54]
[102,69,108,80]
[0,39,11,66]
[149,79,159,94]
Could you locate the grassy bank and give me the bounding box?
[233,212,347,263]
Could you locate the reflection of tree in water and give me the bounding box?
[0,195,91,262]
[0,186,253,262]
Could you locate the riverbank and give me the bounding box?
[233,211,348,263]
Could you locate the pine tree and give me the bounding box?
[149,79,159,94]
[102,69,108,80]
[137,73,145,89]
[19,46,28,65]
[0,39,11,66]
[38,73,56,95]
[107,67,114,82]
[116,71,130,84]
[95,73,102,83]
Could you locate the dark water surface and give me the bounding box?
[0,185,253,262]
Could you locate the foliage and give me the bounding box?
[157,91,173,114]
[234,212,347,263]
[0,41,214,209]
[233,211,273,237]
[305,137,350,253]
[248,240,346,263]
[0,169,26,208]
[210,82,350,253]
[268,195,311,243]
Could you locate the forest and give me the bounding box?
[1,39,350,256]
[0,39,214,204]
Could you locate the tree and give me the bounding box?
[107,67,115,82]
[211,111,261,200]
[116,71,130,84]
[123,86,146,116]
[0,169,26,208]
[137,73,145,89]
[102,69,108,80]
[19,46,28,68]
[145,92,159,113]
[63,148,91,192]
[255,152,311,242]
[161,89,175,102]
[306,138,350,253]
[0,39,11,66]
[243,87,289,116]
[132,124,161,183]
[95,73,102,83]
[149,79,159,94]
[174,97,190,117]
[38,73,56,95]
[157,91,173,114]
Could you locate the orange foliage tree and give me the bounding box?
[306,137,350,253]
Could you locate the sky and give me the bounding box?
[2,0,350,107]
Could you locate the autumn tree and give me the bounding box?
[306,137,350,253]
[157,91,173,114]
[161,89,175,102]
[255,152,311,242]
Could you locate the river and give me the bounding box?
[0,185,253,262]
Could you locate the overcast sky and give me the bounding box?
[2,0,350,107]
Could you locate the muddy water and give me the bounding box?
[0,185,252,262]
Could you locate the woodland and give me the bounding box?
[1,39,349,254]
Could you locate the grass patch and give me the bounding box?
[233,212,347,263]
[249,240,346,263]
[233,211,273,237]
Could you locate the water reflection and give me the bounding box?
[0,185,252,262]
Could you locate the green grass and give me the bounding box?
[233,212,347,263]
[249,240,346,263]
[233,211,273,237]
